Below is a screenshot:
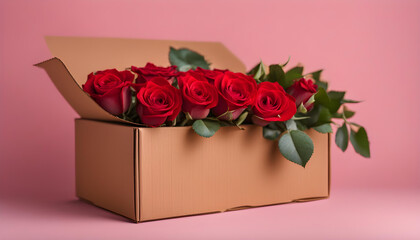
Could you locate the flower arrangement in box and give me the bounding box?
[82,47,370,167]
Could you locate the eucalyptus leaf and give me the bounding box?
[335,123,349,151]
[313,123,333,133]
[169,47,210,71]
[192,119,221,138]
[350,127,370,158]
[278,130,314,167]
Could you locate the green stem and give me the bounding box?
[180,118,189,126]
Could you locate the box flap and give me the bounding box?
[36,36,246,122]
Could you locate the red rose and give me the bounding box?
[136,77,182,127]
[82,69,134,115]
[131,63,179,84]
[212,71,257,120]
[287,78,318,111]
[178,71,219,119]
[194,67,227,84]
[251,82,297,126]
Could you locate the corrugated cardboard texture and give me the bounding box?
[75,119,136,220]
[75,119,329,222]
[36,36,246,124]
[139,125,329,221]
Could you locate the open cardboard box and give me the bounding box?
[36,36,330,222]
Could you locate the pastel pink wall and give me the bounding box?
[1,0,419,202]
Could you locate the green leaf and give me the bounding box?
[317,80,328,90]
[285,119,298,130]
[335,122,349,152]
[285,66,304,82]
[331,109,355,119]
[313,123,333,133]
[295,121,308,131]
[350,127,370,158]
[300,105,332,127]
[309,69,323,81]
[342,99,362,104]
[267,64,291,88]
[263,126,281,140]
[169,47,210,71]
[278,130,314,167]
[316,106,332,125]
[349,122,361,127]
[343,107,355,119]
[192,119,221,138]
[235,111,248,126]
[281,56,291,67]
[315,88,330,107]
[297,103,308,113]
[328,91,346,113]
[307,69,328,90]
[247,61,265,81]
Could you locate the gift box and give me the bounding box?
[36,36,330,222]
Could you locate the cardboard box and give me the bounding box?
[36,37,330,222]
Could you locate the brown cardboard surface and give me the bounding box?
[75,119,137,220]
[138,125,329,221]
[36,36,246,124]
[74,119,330,222]
[36,58,130,124]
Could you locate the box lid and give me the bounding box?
[35,36,246,124]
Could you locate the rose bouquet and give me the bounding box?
[82,48,370,167]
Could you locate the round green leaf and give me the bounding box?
[278,130,314,167]
[192,119,221,138]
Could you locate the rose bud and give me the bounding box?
[83,69,134,115]
[251,82,297,127]
[212,71,257,121]
[287,78,318,111]
[136,77,182,127]
[178,71,218,119]
[194,67,227,84]
[131,63,179,84]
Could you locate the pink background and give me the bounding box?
[1,0,419,239]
